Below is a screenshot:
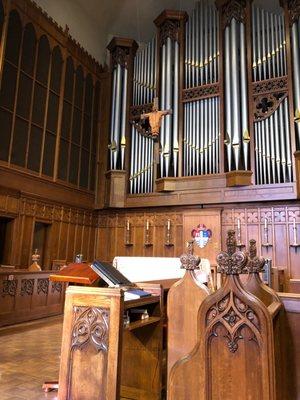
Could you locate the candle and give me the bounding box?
[146,220,149,230]
[126,220,130,231]
[167,219,171,230]
[237,219,240,230]
[264,218,268,229]
[293,217,296,230]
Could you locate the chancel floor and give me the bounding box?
[0,317,62,400]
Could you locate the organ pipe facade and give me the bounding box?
[107,0,300,196]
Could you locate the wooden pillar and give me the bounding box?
[0,0,10,91]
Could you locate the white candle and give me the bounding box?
[237,219,240,230]
[167,219,171,230]
[126,220,130,231]
[146,220,149,230]
[293,218,296,230]
[264,218,268,229]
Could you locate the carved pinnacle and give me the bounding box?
[217,230,247,275]
[180,240,200,270]
[246,239,265,273]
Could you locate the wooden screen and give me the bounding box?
[0,4,101,192]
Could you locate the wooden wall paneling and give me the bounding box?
[132,214,144,257]
[66,221,75,262]
[74,222,83,256]
[20,215,34,267]
[48,219,60,266]
[58,221,68,261]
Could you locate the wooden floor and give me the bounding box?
[0,317,62,400]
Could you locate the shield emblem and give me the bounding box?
[191,224,212,249]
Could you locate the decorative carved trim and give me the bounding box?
[111,46,130,68]
[207,293,260,353]
[252,76,288,96]
[182,83,220,102]
[71,306,110,352]
[51,282,63,294]
[159,19,181,46]
[221,0,246,28]
[129,103,153,120]
[217,230,248,274]
[21,279,34,296]
[254,92,287,121]
[180,240,200,270]
[246,239,265,273]
[37,278,49,295]
[2,280,17,297]
[287,0,300,25]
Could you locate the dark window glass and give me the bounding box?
[68,144,79,184]
[84,74,93,115]
[0,110,12,161]
[64,57,74,102]
[5,10,22,65]
[90,155,96,191]
[11,117,28,167]
[36,36,50,85]
[32,83,46,126]
[50,46,63,93]
[0,62,17,110]
[21,24,36,76]
[27,125,42,172]
[42,132,56,176]
[16,73,33,119]
[79,149,89,189]
[82,114,91,149]
[61,101,72,139]
[58,138,69,180]
[47,92,59,133]
[71,109,82,145]
[74,67,84,108]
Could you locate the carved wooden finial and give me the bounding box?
[217,230,247,275]
[246,239,265,273]
[180,240,200,270]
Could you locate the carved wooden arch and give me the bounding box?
[168,274,277,400]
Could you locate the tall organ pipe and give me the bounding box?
[173,41,179,177]
[164,37,172,177]
[110,67,117,169]
[230,18,241,170]
[225,26,232,171]
[240,22,249,170]
[292,22,300,145]
[120,68,128,170]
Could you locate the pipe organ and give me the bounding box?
[130,38,157,193]
[184,2,220,176]
[106,0,300,201]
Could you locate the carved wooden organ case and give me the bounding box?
[107,0,300,202]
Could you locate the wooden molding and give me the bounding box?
[105,170,127,208]
[226,170,253,187]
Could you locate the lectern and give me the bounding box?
[49,263,164,400]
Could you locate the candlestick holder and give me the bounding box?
[236,220,245,249]
[144,221,153,247]
[290,219,300,248]
[165,219,174,247]
[125,220,133,246]
[261,221,272,248]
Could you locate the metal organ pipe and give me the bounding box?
[173,41,179,177]
[291,20,300,145]
[110,67,117,169]
[240,22,249,170]
[225,26,232,171]
[252,5,293,185]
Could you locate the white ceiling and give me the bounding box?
[35,0,283,64]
